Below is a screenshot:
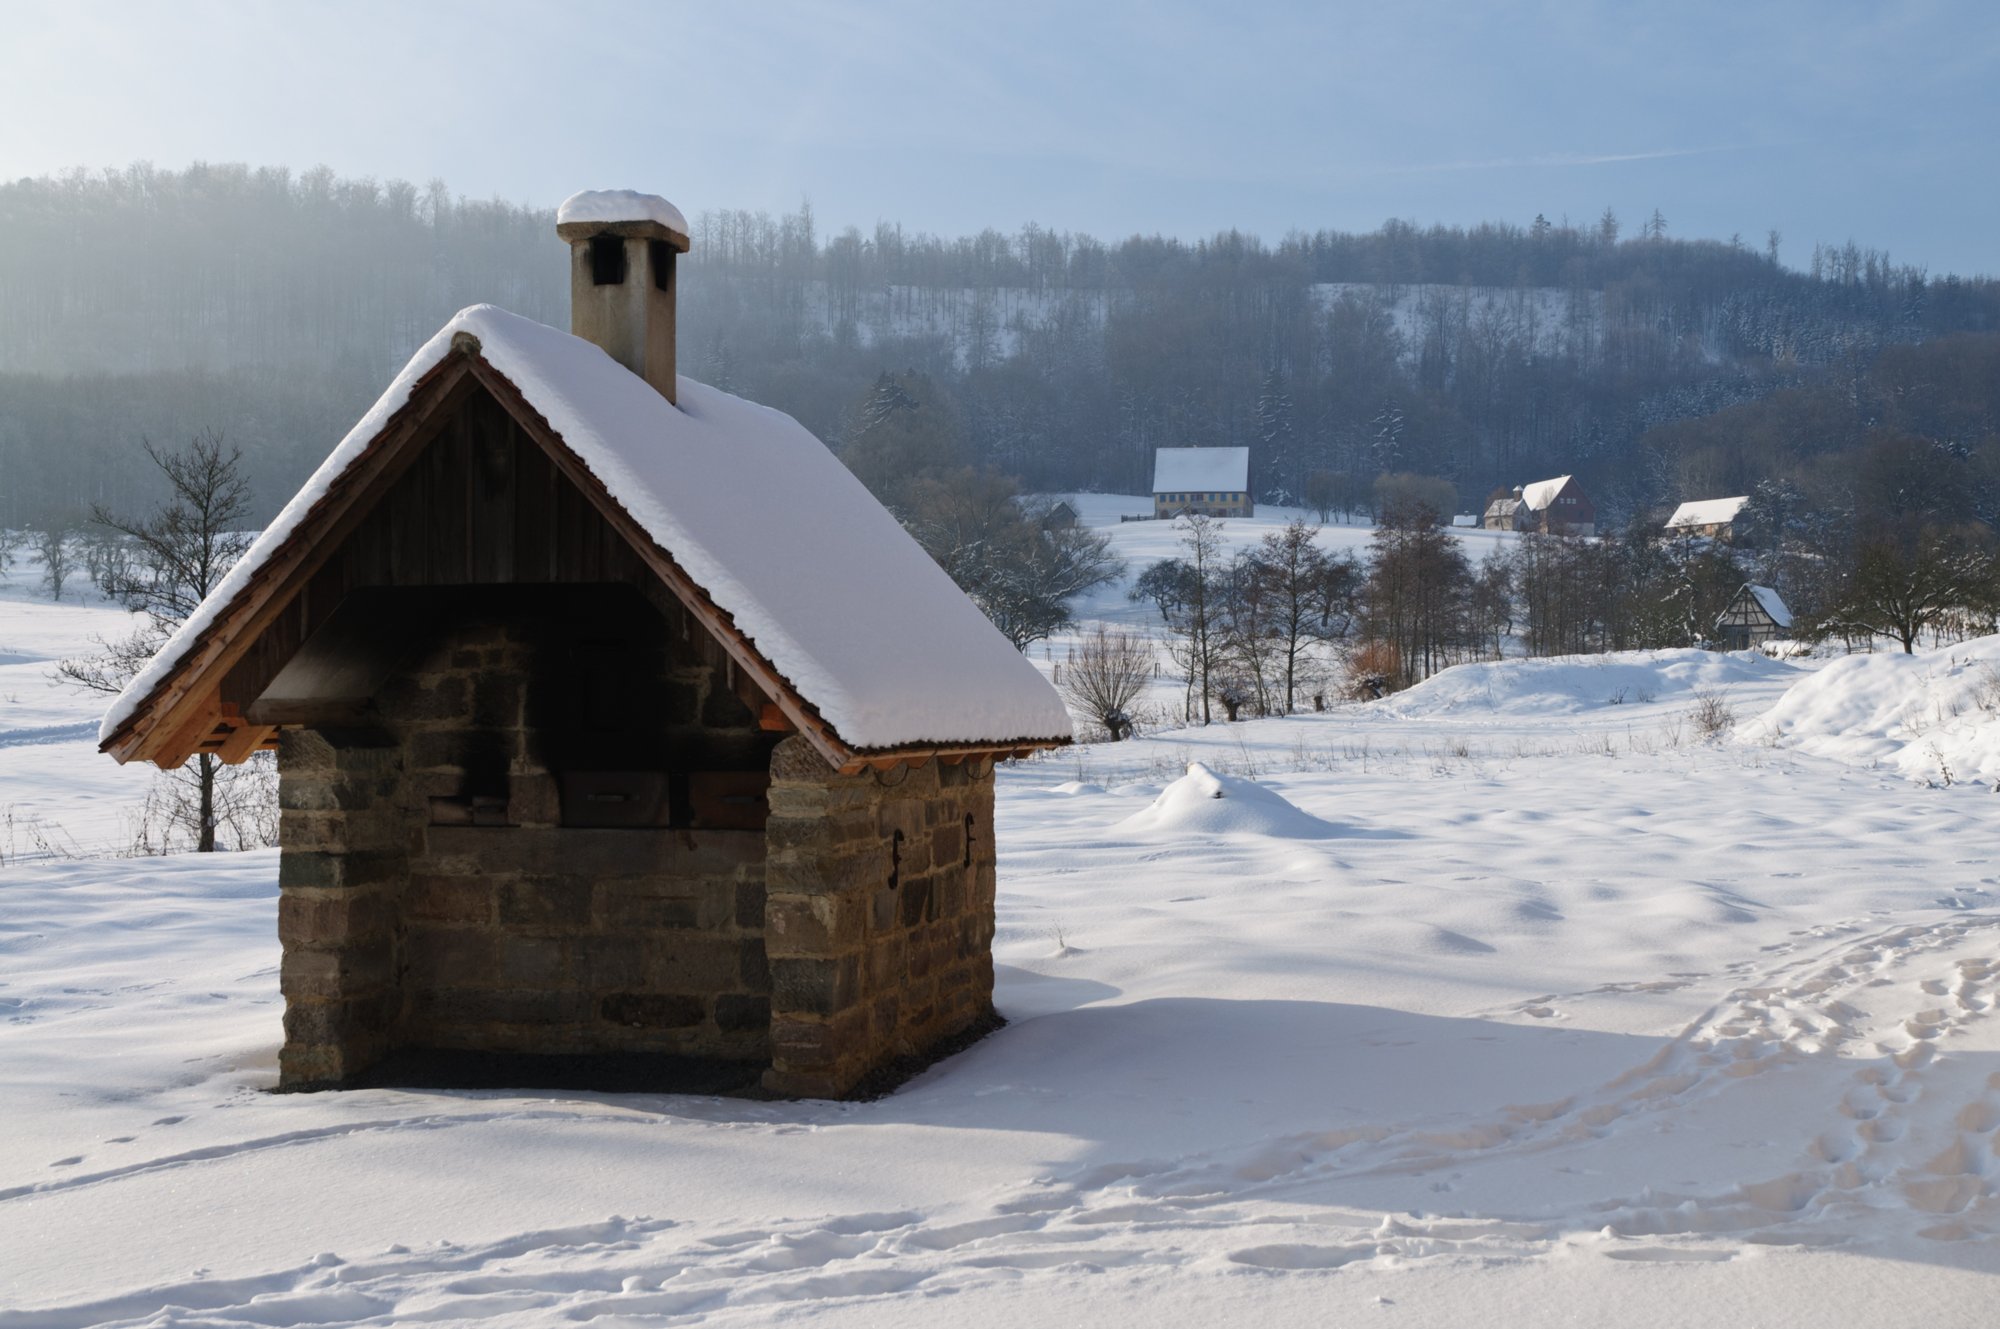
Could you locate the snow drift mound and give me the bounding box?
[1385,648,1800,718]
[1117,763,1342,838]
[1744,635,2000,784]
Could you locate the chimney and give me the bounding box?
[556,190,690,404]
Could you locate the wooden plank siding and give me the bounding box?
[217,387,659,720]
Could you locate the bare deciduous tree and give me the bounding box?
[58,431,257,852]
[904,471,1123,650]
[1056,626,1152,740]
[1817,526,1997,653]
[1241,519,1360,713]
[1360,500,1477,686]
[34,522,77,601]
[1130,513,1227,723]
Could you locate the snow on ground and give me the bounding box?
[1384,647,1803,719]
[0,567,154,860]
[6,592,2000,1324]
[1744,635,2000,787]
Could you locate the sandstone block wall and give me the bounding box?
[276,601,774,1087]
[762,736,998,1098]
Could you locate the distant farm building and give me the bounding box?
[1152,448,1251,519]
[1481,495,1522,530]
[1666,496,1750,542]
[1482,475,1595,536]
[1716,584,1793,650]
[1450,513,1478,529]
[1040,499,1080,530]
[97,190,1072,1100]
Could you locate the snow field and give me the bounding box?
[0,579,154,859]
[1743,634,2000,786]
[7,517,2000,1324]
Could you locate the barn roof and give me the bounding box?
[1666,496,1749,530]
[1519,475,1572,511]
[1152,447,1249,494]
[1746,584,1793,628]
[100,305,1073,761]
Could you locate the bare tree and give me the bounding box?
[58,431,256,852]
[904,471,1122,650]
[1242,519,1359,713]
[34,522,77,601]
[1304,470,1339,523]
[1130,513,1227,723]
[83,529,139,600]
[1056,626,1152,740]
[1360,500,1477,685]
[1817,526,1997,653]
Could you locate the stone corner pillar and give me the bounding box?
[759,737,999,1099]
[274,728,408,1089]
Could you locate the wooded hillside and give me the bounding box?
[4,163,1997,528]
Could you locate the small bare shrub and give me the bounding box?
[1342,640,1403,700]
[1973,664,2000,715]
[1689,686,1735,740]
[1057,626,1153,741]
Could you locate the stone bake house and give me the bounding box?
[97,190,1073,1099]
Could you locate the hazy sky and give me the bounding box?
[6,0,1997,275]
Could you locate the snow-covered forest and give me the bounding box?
[6,163,1999,530]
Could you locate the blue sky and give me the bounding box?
[6,0,1997,274]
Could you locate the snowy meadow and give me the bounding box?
[4,509,2000,1326]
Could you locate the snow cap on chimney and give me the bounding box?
[556,190,690,404]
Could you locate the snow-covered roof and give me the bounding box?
[102,305,1071,754]
[1665,496,1750,530]
[1483,498,1520,518]
[1519,476,1571,511]
[1746,584,1793,628]
[1152,447,1249,494]
[1451,514,1478,527]
[556,189,689,237]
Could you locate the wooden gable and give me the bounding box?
[103,341,1048,775]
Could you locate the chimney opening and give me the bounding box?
[589,234,627,286]
[649,239,674,292]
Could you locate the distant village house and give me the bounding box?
[1482,475,1594,536]
[1665,496,1750,543]
[1715,583,1793,650]
[1152,447,1251,519]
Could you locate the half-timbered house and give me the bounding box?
[1715,583,1793,650]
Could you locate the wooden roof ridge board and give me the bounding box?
[106,342,1066,774]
